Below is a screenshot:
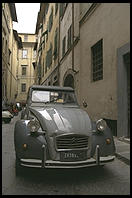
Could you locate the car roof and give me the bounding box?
[30,85,74,92]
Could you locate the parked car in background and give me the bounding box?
[14,85,115,175]
[12,106,19,116]
[2,106,13,123]
[8,104,18,116]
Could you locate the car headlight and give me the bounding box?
[27,119,40,133]
[96,119,107,132]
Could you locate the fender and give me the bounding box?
[90,121,116,157]
[14,120,47,159]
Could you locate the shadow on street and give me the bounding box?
[16,165,114,185]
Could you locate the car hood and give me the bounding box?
[29,106,92,136]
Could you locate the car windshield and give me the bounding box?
[31,90,77,104]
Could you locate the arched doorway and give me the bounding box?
[64,74,74,88]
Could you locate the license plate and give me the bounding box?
[60,150,87,162]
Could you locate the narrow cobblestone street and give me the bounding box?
[2,114,130,195]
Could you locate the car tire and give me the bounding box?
[15,156,24,176]
[4,118,11,124]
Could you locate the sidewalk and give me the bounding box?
[114,136,130,165]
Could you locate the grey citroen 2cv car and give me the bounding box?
[14,85,115,175]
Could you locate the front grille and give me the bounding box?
[56,134,88,150]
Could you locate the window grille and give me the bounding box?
[91,39,103,82]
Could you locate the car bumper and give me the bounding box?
[20,145,115,169]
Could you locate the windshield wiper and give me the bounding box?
[43,101,51,104]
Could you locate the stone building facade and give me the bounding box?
[2,3,19,104]
[34,3,130,137]
[78,3,130,137]
[34,3,60,86]
[9,30,23,104]
[15,33,36,104]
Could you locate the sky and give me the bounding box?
[13,3,40,34]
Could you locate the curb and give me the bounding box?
[115,153,130,165]
[118,138,130,144]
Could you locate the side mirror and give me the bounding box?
[83,100,87,108]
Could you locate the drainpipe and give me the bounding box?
[10,30,14,103]
[38,60,41,85]
[57,3,61,86]
[72,3,76,73]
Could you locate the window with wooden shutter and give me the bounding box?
[46,27,48,42]
[45,43,52,71]
[45,58,47,73]
[55,3,58,15]
[49,7,53,32]
[49,44,52,67]
[59,3,68,19]
[45,3,49,15]
[62,36,66,57]
[42,59,45,77]
[22,66,26,76]
[67,25,72,50]
[59,3,64,18]
[54,28,58,60]
[21,83,26,92]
